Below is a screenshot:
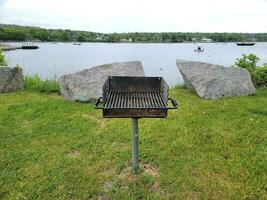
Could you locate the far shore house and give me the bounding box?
[120,38,133,42]
[96,35,103,40]
[201,37,212,43]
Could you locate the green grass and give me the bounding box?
[23,75,60,94]
[0,89,266,199]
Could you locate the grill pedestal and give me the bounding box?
[131,118,139,170]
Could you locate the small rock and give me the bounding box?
[0,66,23,93]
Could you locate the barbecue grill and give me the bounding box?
[95,76,178,170]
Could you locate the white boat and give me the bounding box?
[194,46,204,52]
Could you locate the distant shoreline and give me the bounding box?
[1,24,267,43]
[0,40,267,43]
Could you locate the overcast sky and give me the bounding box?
[0,0,267,33]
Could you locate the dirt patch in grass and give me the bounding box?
[112,163,171,198]
[101,165,115,177]
[103,181,115,192]
[118,163,159,181]
[143,163,159,178]
[96,194,112,200]
[67,150,80,158]
[118,166,137,182]
[102,163,166,196]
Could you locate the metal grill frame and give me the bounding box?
[95,76,178,171]
[95,76,177,118]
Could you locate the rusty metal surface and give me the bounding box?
[108,76,162,92]
[97,76,175,118]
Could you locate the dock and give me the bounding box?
[0,43,22,51]
[0,47,22,51]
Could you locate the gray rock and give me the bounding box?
[176,59,256,99]
[0,66,23,93]
[59,61,145,102]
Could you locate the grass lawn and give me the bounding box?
[0,88,266,199]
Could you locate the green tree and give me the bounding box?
[170,34,178,43]
[78,33,86,42]
[162,33,169,42]
[2,28,26,40]
[59,30,71,41]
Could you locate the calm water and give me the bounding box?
[4,42,267,86]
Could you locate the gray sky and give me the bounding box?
[0,0,267,33]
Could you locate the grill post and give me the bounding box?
[131,118,139,171]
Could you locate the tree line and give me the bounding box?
[1,24,267,42]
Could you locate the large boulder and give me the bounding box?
[59,61,145,102]
[176,60,256,99]
[0,66,23,93]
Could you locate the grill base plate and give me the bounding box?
[103,108,167,118]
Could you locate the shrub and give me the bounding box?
[235,54,267,88]
[23,75,60,93]
[0,50,6,65]
[235,54,259,73]
[255,66,267,88]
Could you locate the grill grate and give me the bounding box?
[105,91,166,109]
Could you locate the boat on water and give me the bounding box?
[73,43,81,45]
[236,42,255,46]
[22,43,39,49]
[194,46,204,52]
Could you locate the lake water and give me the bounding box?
[4,42,267,86]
